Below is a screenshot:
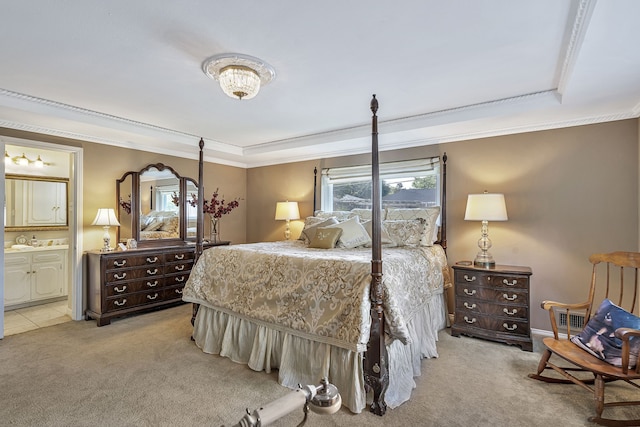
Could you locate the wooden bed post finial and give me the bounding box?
[370,94,378,115]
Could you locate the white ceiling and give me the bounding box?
[1,0,639,168]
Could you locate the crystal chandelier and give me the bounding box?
[203,54,276,100]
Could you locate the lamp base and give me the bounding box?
[473,251,496,268]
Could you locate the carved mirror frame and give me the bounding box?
[116,163,197,248]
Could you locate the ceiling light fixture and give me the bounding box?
[203,53,276,100]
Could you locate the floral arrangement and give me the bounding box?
[184,189,241,218]
[119,195,132,214]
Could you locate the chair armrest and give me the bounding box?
[540,300,590,311]
[615,327,640,374]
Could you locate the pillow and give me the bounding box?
[361,220,395,247]
[313,210,354,221]
[144,220,164,232]
[326,216,371,249]
[386,207,440,246]
[571,298,640,368]
[301,217,339,243]
[160,215,179,232]
[383,219,426,247]
[298,216,327,241]
[308,227,342,249]
[349,208,386,221]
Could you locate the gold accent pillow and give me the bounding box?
[301,217,339,243]
[309,227,343,249]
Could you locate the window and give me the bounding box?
[321,157,441,211]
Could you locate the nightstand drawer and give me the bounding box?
[455,298,529,320]
[454,312,530,337]
[455,285,528,305]
[454,269,529,290]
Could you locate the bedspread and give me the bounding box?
[182,240,446,352]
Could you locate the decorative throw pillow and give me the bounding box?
[301,217,339,243]
[144,220,164,232]
[361,220,395,247]
[160,215,179,232]
[571,298,640,368]
[299,216,326,241]
[326,216,371,249]
[383,219,426,247]
[350,208,385,221]
[308,227,342,249]
[386,207,440,246]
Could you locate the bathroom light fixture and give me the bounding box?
[464,191,508,268]
[275,201,300,240]
[5,151,48,167]
[203,53,276,100]
[92,208,121,252]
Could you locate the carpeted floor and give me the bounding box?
[1,304,639,426]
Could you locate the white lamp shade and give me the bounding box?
[275,201,300,221]
[91,208,121,226]
[464,193,508,221]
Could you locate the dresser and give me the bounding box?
[86,242,228,326]
[451,263,533,351]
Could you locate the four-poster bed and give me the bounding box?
[184,96,449,415]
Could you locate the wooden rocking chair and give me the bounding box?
[529,252,640,426]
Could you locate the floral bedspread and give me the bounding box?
[182,240,447,352]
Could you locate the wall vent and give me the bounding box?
[559,312,585,330]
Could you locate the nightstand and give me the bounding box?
[451,263,533,351]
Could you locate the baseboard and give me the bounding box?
[531,327,569,340]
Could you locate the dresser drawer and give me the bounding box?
[163,285,185,301]
[165,250,194,263]
[105,289,163,311]
[104,265,164,283]
[105,253,164,270]
[105,277,165,297]
[165,272,190,286]
[165,260,193,274]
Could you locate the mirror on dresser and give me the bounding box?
[5,174,69,231]
[116,163,197,247]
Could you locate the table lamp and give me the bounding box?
[464,192,508,268]
[92,208,121,252]
[275,201,300,240]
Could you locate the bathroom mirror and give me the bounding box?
[5,174,69,231]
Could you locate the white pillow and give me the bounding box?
[361,220,395,247]
[313,210,355,221]
[385,207,440,246]
[326,217,371,248]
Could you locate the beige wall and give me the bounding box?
[247,119,639,331]
[0,128,247,251]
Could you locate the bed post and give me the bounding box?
[192,137,205,326]
[313,167,318,213]
[364,94,389,416]
[441,152,447,253]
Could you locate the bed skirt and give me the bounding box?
[191,292,447,413]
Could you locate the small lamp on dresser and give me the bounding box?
[92,208,120,252]
[464,191,508,268]
[275,201,300,240]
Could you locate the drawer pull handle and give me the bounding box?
[114,299,127,307]
[146,293,159,300]
[146,256,158,263]
[503,279,517,286]
[503,293,518,301]
[503,323,518,331]
[114,260,127,267]
[175,276,186,283]
[146,280,158,288]
[114,273,126,280]
[175,265,185,271]
[463,316,477,324]
[463,288,476,296]
[463,275,476,282]
[503,308,518,316]
[463,302,476,310]
[147,268,159,275]
[114,285,127,293]
[174,254,185,260]
[175,289,183,295]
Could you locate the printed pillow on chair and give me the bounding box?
[571,298,640,368]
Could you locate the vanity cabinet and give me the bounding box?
[86,242,229,326]
[26,180,67,225]
[4,248,68,307]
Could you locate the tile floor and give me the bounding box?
[3,300,71,336]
